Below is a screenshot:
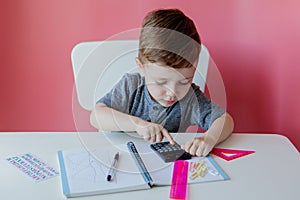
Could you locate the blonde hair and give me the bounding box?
[138,9,201,68]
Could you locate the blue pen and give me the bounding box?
[127,141,153,187]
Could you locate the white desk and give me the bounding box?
[0,132,299,200]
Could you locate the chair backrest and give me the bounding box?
[71,40,210,111]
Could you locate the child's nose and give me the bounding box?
[166,89,174,96]
[165,84,176,97]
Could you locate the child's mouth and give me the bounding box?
[164,100,176,105]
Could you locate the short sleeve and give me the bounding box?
[96,73,141,114]
[187,84,225,130]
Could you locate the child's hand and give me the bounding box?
[181,134,217,157]
[135,120,175,144]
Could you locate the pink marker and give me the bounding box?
[169,160,189,200]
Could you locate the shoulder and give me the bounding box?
[122,72,142,82]
[190,83,205,98]
[118,73,144,91]
[117,73,142,86]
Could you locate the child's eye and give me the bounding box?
[156,81,167,85]
[179,80,190,85]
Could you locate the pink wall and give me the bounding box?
[1,0,300,151]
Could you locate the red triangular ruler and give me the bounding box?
[211,148,255,161]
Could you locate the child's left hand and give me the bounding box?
[181,134,217,157]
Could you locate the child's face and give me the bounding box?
[137,60,196,107]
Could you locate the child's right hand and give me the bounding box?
[135,120,175,144]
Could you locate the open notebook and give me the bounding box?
[57,142,228,197]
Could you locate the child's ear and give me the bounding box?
[135,58,145,76]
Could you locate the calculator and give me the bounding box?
[150,141,192,163]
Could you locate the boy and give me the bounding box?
[90,9,234,157]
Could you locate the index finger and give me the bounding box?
[161,128,175,144]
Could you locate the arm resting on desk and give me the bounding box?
[90,103,174,144]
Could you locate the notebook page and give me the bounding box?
[59,146,149,197]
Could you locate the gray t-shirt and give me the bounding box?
[97,73,225,132]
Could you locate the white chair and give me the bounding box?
[71,40,210,111]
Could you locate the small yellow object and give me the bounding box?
[189,171,199,180]
[189,160,208,180]
[199,165,207,177]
